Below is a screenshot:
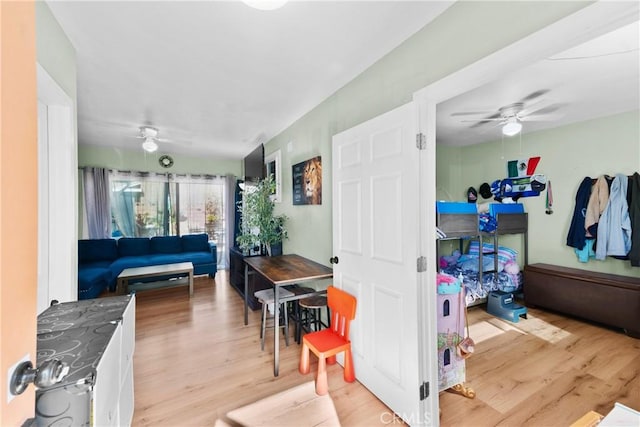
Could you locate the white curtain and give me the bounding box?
[82,167,112,239]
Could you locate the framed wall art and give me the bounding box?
[292,156,322,205]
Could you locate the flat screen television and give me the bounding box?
[244,144,264,182]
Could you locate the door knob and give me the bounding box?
[329,256,339,264]
[10,359,68,395]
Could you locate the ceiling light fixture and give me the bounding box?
[242,0,288,11]
[142,137,158,153]
[502,118,523,136]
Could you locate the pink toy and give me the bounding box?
[504,261,520,274]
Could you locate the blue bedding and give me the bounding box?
[440,264,522,305]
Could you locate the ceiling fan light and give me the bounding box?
[502,121,523,136]
[142,138,158,153]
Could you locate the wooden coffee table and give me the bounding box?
[117,262,194,296]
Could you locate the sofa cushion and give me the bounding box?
[148,252,215,265]
[80,260,112,270]
[118,238,151,257]
[77,266,111,300]
[109,255,157,278]
[150,236,182,254]
[78,267,112,289]
[181,233,210,252]
[78,239,118,264]
[146,254,190,265]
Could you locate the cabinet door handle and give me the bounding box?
[329,256,339,264]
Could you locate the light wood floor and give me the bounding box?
[440,299,640,426]
[130,271,639,426]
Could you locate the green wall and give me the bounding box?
[437,111,640,278]
[78,145,241,176]
[36,2,76,100]
[263,1,589,266]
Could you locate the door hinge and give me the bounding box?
[416,133,426,150]
[417,256,427,273]
[420,382,430,400]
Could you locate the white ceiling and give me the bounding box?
[47,0,453,159]
[436,19,640,146]
[47,1,640,158]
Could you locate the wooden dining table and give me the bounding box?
[243,254,333,376]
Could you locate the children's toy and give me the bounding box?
[486,290,527,322]
[437,272,461,294]
[436,275,474,398]
[503,261,520,275]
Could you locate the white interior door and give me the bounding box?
[332,102,432,424]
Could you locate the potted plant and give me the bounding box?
[236,175,288,255]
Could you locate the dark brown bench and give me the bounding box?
[524,263,640,338]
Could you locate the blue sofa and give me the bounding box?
[78,234,217,300]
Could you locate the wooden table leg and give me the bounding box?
[188,269,194,297]
[274,283,280,377]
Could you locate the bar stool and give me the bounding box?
[254,287,294,351]
[298,295,330,343]
[284,285,317,344]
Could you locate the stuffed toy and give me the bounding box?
[440,249,461,267]
[504,261,520,275]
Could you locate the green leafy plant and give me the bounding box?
[236,175,287,254]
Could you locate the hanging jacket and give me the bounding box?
[595,174,631,260]
[629,173,640,267]
[584,175,610,237]
[566,177,593,249]
[574,239,595,263]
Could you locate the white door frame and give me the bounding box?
[413,1,639,423]
[37,63,77,312]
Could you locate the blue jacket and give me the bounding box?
[595,174,631,260]
[628,173,640,266]
[566,177,593,249]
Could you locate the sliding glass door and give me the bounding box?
[109,172,227,266]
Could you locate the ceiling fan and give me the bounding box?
[452,90,566,136]
[136,126,170,153]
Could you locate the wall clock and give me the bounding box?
[159,154,174,168]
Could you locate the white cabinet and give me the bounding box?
[35,295,136,426]
[119,296,136,426]
[95,325,122,426]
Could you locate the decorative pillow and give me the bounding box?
[467,241,517,265]
[181,233,210,252]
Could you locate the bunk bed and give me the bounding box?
[436,203,528,306]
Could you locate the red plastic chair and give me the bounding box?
[299,286,357,395]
